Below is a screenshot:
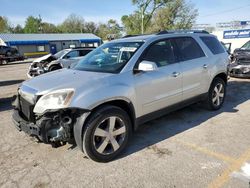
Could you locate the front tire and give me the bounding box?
[82,106,132,162]
[205,77,226,110]
[49,65,61,71]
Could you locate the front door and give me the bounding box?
[50,44,57,54]
[134,39,182,116]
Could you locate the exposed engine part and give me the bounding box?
[36,112,74,145]
[48,116,72,142]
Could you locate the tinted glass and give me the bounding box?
[241,41,250,49]
[54,49,70,59]
[143,39,176,67]
[65,51,79,59]
[79,50,92,56]
[200,36,225,55]
[75,42,143,73]
[174,37,205,61]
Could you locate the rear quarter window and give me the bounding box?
[200,36,225,55]
[174,37,205,61]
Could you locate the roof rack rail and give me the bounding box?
[122,34,144,38]
[157,30,209,35]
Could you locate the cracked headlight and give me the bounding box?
[33,89,74,114]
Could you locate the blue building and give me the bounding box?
[0,33,102,57]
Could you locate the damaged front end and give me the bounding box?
[229,49,250,78]
[12,108,76,146]
[12,86,85,147]
[27,55,57,78]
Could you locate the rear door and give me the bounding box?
[173,37,209,100]
[134,39,182,116]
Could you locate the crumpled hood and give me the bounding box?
[22,69,112,96]
[33,54,52,63]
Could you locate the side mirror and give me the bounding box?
[138,60,158,72]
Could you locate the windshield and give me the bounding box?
[53,49,70,59]
[241,41,250,49]
[74,41,144,73]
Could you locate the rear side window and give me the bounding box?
[174,37,205,61]
[79,50,92,56]
[200,36,225,55]
[143,39,176,67]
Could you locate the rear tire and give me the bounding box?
[82,105,132,162]
[205,77,226,110]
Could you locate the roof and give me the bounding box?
[115,30,211,43]
[0,33,101,45]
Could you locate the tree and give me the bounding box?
[149,0,198,32]
[121,12,143,35]
[0,16,11,33]
[131,0,172,34]
[96,19,122,40]
[41,22,58,33]
[84,21,98,34]
[11,24,24,33]
[58,14,85,33]
[24,15,42,33]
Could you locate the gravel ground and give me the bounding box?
[0,63,250,188]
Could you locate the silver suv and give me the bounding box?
[12,31,229,162]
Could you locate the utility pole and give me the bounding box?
[141,6,144,34]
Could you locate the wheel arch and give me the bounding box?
[73,99,137,151]
[88,99,136,131]
[213,72,228,85]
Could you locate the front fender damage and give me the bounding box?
[12,108,90,148]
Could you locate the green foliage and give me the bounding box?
[41,22,58,33]
[0,16,11,33]
[96,19,122,40]
[149,0,198,32]
[122,0,198,34]
[58,14,85,33]
[12,24,24,33]
[127,0,172,34]
[24,16,42,33]
[121,12,145,35]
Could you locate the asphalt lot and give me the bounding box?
[0,63,250,188]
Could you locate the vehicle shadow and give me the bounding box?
[118,79,250,160]
[0,96,15,112]
[0,79,24,87]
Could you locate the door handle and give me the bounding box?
[203,64,208,69]
[172,72,180,77]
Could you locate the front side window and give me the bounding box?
[200,36,225,55]
[142,39,176,67]
[174,37,205,61]
[241,41,250,49]
[53,49,70,59]
[75,42,144,73]
[64,51,79,59]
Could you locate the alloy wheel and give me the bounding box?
[93,116,126,155]
[212,83,225,106]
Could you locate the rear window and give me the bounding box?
[174,37,205,61]
[200,36,225,55]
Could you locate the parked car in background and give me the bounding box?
[0,45,24,65]
[229,40,250,78]
[12,30,229,162]
[27,47,94,77]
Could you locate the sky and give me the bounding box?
[0,0,250,26]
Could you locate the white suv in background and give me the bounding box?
[12,30,229,162]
